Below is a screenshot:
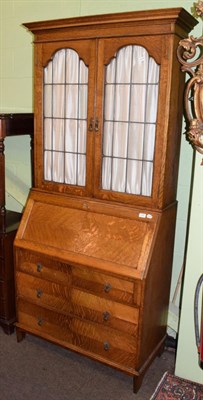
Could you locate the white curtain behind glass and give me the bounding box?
[43,49,88,186]
[102,45,160,196]
[43,45,159,196]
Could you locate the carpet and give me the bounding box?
[150,371,203,399]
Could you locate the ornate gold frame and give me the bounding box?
[177,1,203,159]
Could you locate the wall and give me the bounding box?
[0,0,202,383]
[175,151,203,384]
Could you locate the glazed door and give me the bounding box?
[35,36,171,206]
[93,36,167,207]
[34,39,96,197]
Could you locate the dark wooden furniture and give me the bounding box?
[14,9,197,392]
[0,113,34,334]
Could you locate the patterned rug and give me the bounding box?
[150,371,203,399]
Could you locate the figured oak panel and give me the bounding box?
[71,288,139,336]
[16,269,139,336]
[17,299,137,369]
[72,265,135,305]
[22,201,150,269]
[16,250,72,285]
[16,272,71,313]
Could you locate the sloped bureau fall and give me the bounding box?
[14,8,197,393]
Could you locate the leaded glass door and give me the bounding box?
[34,40,96,196]
[94,37,162,206]
[44,48,88,186]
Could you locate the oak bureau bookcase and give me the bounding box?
[14,8,197,392]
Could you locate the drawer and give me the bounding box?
[16,272,71,314]
[17,299,137,370]
[16,250,71,286]
[72,265,137,305]
[16,250,141,306]
[16,272,139,336]
[71,288,139,336]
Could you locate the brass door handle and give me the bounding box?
[88,118,99,132]
[95,117,99,132]
[88,118,94,132]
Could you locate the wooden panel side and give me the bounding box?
[160,34,185,208]
[136,203,177,369]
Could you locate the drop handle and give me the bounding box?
[104,283,112,293]
[103,341,110,351]
[103,311,110,321]
[95,118,99,132]
[37,289,43,298]
[37,263,42,272]
[37,318,44,326]
[88,118,94,132]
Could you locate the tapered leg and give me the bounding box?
[133,373,144,393]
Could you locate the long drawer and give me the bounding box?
[16,271,139,336]
[16,299,137,370]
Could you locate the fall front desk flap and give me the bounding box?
[14,191,160,280]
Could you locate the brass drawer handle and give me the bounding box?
[37,289,43,298]
[37,263,42,272]
[88,118,94,132]
[103,341,110,351]
[103,311,110,321]
[104,283,112,293]
[37,318,44,326]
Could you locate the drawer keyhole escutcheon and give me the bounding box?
[104,283,112,293]
[37,289,43,298]
[37,263,42,272]
[103,311,110,321]
[103,341,110,351]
